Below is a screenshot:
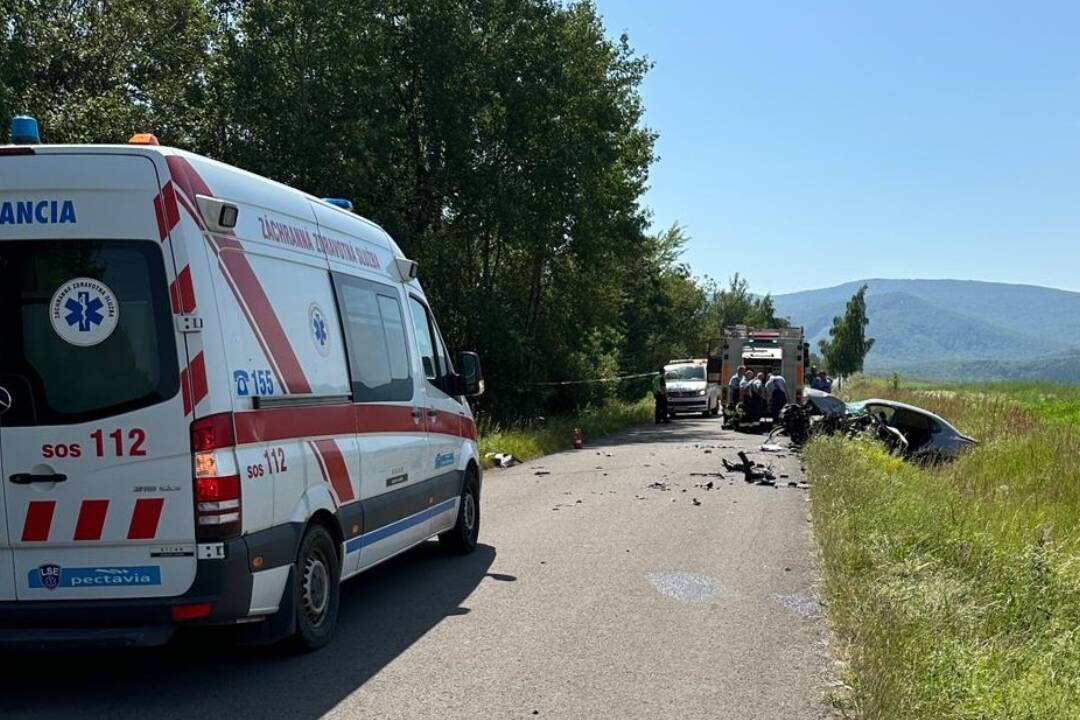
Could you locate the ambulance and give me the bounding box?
[0,116,485,650]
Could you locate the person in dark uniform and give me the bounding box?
[652,366,670,424]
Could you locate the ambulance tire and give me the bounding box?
[440,470,480,555]
[291,523,341,652]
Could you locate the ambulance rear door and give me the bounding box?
[0,151,196,601]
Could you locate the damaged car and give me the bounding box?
[845,399,977,461]
[773,393,977,462]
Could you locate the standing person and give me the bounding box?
[809,366,825,391]
[765,372,788,418]
[740,369,754,403]
[746,372,766,421]
[652,366,670,424]
[728,364,745,413]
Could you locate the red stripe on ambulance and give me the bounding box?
[180,352,208,417]
[153,181,180,242]
[128,498,165,540]
[167,155,312,395]
[236,404,355,444]
[169,266,196,315]
[215,242,312,394]
[312,439,355,504]
[73,499,109,541]
[21,501,56,542]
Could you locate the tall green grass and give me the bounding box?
[477,397,653,466]
[852,376,1080,427]
[809,381,1080,718]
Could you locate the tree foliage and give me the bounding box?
[0,0,792,418]
[818,284,875,377]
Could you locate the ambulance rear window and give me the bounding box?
[0,240,179,426]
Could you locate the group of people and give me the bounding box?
[652,363,835,426]
[726,366,788,422]
[808,366,833,393]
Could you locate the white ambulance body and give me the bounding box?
[0,125,484,649]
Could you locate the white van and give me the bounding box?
[0,118,485,650]
[663,359,721,417]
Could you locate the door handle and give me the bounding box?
[10,473,67,485]
[411,408,423,421]
[427,408,439,421]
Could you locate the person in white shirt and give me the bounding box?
[765,372,788,418]
[728,365,745,411]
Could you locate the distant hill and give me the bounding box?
[872,355,1080,384]
[772,279,1080,382]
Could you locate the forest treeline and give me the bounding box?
[0,0,787,417]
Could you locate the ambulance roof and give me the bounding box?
[19,143,406,261]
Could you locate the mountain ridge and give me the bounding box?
[771,279,1080,382]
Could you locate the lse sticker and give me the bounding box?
[49,277,119,347]
[310,303,331,357]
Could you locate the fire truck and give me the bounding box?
[710,326,809,410]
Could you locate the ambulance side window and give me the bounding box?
[409,296,449,381]
[332,274,413,402]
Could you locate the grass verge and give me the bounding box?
[477,397,653,466]
[807,382,1080,718]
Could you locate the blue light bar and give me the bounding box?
[10,115,40,144]
[322,198,354,212]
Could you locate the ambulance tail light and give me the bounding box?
[171,602,214,622]
[190,413,241,540]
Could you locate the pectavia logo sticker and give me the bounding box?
[30,564,162,590]
[50,277,119,347]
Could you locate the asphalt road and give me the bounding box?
[2,418,831,720]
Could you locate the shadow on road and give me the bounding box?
[0,542,497,720]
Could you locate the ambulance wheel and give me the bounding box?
[440,470,480,554]
[291,524,340,652]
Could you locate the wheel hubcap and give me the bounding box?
[302,553,330,627]
[463,492,476,533]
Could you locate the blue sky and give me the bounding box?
[594,1,1080,295]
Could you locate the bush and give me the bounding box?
[477,397,653,465]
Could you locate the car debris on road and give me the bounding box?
[723,451,777,485]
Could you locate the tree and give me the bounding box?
[0,0,752,420]
[0,0,223,148]
[818,284,875,377]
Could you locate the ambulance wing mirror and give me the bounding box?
[196,195,239,233]
[453,351,484,397]
[394,257,419,283]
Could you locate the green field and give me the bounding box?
[477,397,653,466]
[809,378,1080,718]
